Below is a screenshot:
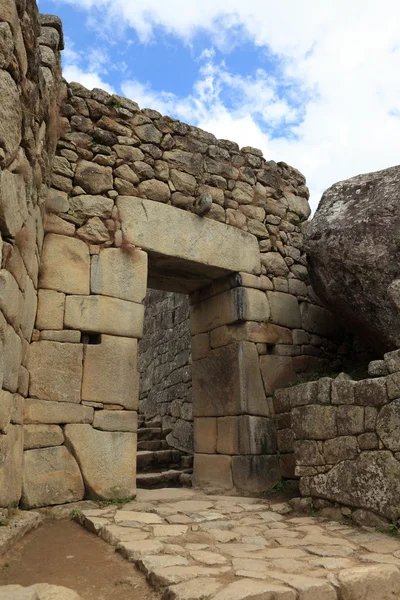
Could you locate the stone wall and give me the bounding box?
[273,350,400,523]
[0,1,63,507]
[139,289,192,454]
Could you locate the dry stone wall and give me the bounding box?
[139,289,192,454]
[273,350,400,523]
[0,1,63,508]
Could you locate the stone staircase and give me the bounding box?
[136,416,193,488]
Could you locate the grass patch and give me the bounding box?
[96,497,135,509]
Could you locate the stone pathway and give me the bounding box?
[78,488,400,599]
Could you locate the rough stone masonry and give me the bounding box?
[0,0,370,513]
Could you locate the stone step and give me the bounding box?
[137,440,169,451]
[136,469,183,489]
[137,427,162,441]
[136,449,181,471]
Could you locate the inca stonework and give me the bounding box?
[4,0,398,530]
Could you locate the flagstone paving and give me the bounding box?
[78,488,400,600]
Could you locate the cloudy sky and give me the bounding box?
[39,0,400,210]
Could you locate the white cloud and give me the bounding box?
[61,38,115,93]
[55,0,400,209]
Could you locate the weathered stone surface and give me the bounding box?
[384,349,400,374]
[191,287,269,335]
[0,390,12,433]
[192,342,269,417]
[0,269,22,330]
[310,451,400,519]
[194,417,217,454]
[354,378,388,406]
[193,454,233,490]
[64,424,136,499]
[40,330,81,343]
[260,355,297,395]
[291,405,337,440]
[76,217,110,243]
[217,415,276,455]
[28,341,83,403]
[65,295,144,338]
[376,400,400,451]
[0,425,23,506]
[21,446,84,508]
[117,196,261,276]
[24,399,94,425]
[91,248,147,303]
[0,22,13,70]
[323,436,358,463]
[164,577,223,600]
[23,424,64,449]
[212,579,295,600]
[138,179,171,203]
[261,253,290,277]
[74,160,113,194]
[336,405,364,435]
[39,234,90,295]
[0,170,27,238]
[232,455,281,493]
[267,292,301,328]
[82,335,139,409]
[337,565,400,600]
[93,410,137,432]
[36,289,65,330]
[3,324,22,393]
[0,584,81,600]
[0,70,22,163]
[305,166,400,352]
[68,195,114,219]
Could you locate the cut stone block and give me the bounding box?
[0,389,13,433]
[267,291,301,328]
[64,424,137,500]
[291,405,337,440]
[0,424,23,506]
[68,195,114,219]
[39,234,90,295]
[93,410,137,432]
[40,330,81,343]
[193,453,233,490]
[3,323,22,393]
[232,455,281,493]
[74,160,113,194]
[24,399,94,424]
[28,341,83,403]
[117,196,261,276]
[192,342,270,417]
[23,424,64,449]
[0,269,22,331]
[337,564,400,600]
[194,417,217,454]
[21,446,84,508]
[190,287,269,335]
[217,415,277,455]
[82,335,139,409]
[35,289,65,330]
[260,355,297,395]
[65,295,144,338]
[91,248,148,303]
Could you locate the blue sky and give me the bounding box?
[38,0,400,210]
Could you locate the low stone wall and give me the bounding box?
[274,349,400,522]
[139,289,192,453]
[0,2,63,507]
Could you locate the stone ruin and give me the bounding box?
[0,0,399,533]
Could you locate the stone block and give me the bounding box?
[39,234,90,295]
[267,291,301,328]
[65,295,144,338]
[0,425,23,506]
[44,214,76,236]
[260,355,296,395]
[21,276,37,341]
[276,428,294,453]
[138,179,171,202]
[323,436,358,463]
[36,289,65,330]
[291,405,337,440]
[91,248,147,303]
[310,451,400,520]
[23,424,64,449]
[294,440,325,466]
[193,417,217,454]
[28,341,83,403]
[376,400,400,451]
[11,393,24,425]
[68,195,114,219]
[337,564,400,600]
[0,269,22,330]
[216,415,276,455]
[232,455,281,493]
[21,446,84,509]
[0,389,12,433]
[191,333,209,360]
[279,454,296,478]
[192,342,270,417]
[368,360,388,377]
[337,405,364,435]
[40,330,81,343]
[3,324,22,393]
[82,335,139,409]
[93,410,137,432]
[190,287,269,335]
[332,376,356,405]
[387,372,400,400]
[354,378,388,406]
[261,253,290,277]
[300,303,336,336]
[193,454,233,490]
[384,349,400,374]
[64,424,137,500]
[0,71,21,167]
[74,160,113,194]
[358,432,379,450]
[24,399,94,424]
[117,196,261,276]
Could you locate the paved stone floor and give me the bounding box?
[78,488,400,600]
